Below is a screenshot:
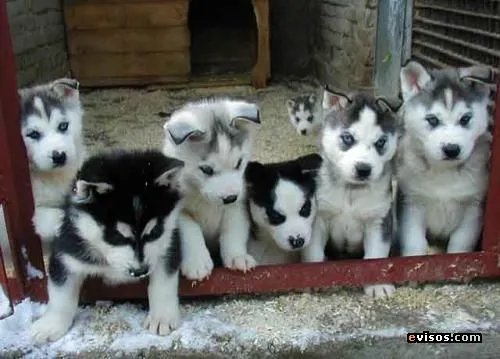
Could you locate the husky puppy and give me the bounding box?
[162,98,261,281]
[30,150,185,343]
[302,88,400,298]
[245,153,322,265]
[396,61,492,256]
[18,78,85,242]
[286,93,323,136]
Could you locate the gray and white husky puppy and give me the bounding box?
[286,93,323,136]
[18,78,85,242]
[303,88,400,298]
[162,98,261,280]
[30,149,185,343]
[396,60,493,256]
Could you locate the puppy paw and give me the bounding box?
[180,248,214,281]
[144,308,181,336]
[364,284,396,298]
[223,253,257,272]
[31,312,73,343]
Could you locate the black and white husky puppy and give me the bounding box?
[397,61,493,256]
[162,98,261,280]
[31,150,185,343]
[245,153,322,265]
[303,88,400,298]
[18,78,85,242]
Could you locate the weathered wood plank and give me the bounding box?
[124,1,188,27]
[64,4,125,30]
[64,0,188,30]
[68,27,189,55]
[70,52,190,78]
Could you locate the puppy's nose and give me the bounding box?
[128,265,149,278]
[442,143,461,159]
[288,236,305,249]
[301,129,307,136]
[355,162,372,180]
[51,151,67,166]
[222,195,238,204]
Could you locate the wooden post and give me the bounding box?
[373,0,407,98]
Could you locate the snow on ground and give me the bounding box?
[1,284,500,358]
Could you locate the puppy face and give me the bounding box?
[400,61,491,167]
[19,79,83,172]
[321,89,399,184]
[286,94,320,136]
[163,98,260,205]
[246,154,321,251]
[72,150,184,277]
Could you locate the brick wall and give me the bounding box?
[313,0,378,90]
[6,0,69,87]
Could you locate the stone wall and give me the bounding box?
[313,0,378,90]
[6,0,69,87]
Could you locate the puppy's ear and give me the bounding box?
[72,180,113,204]
[458,66,493,83]
[165,121,206,146]
[308,94,317,104]
[460,74,494,100]
[400,60,432,102]
[375,97,402,114]
[155,158,185,187]
[322,86,351,111]
[286,99,296,111]
[51,78,81,105]
[229,102,261,129]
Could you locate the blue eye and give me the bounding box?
[374,136,387,150]
[27,130,41,140]
[459,113,472,127]
[425,115,440,128]
[340,132,355,147]
[58,122,69,132]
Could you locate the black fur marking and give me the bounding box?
[19,92,65,124]
[324,93,398,134]
[245,153,322,217]
[288,94,316,114]
[166,227,182,275]
[48,254,69,286]
[52,149,183,269]
[208,118,247,150]
[381,209,393,243]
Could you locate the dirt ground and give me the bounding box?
[81,80,321,161]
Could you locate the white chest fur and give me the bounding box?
[183,192,227,244]
[397,135,490,237]
[316,168,392,252]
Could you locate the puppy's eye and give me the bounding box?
[199,165,214,176]
[459,113,472,127]
[58,122,69,133]
[149,224,163,239]
[266,208,286,226]
[235,158,243,170]
[340,132,355,147]
[374,136,387,150]
[26,130,41,140]
[306,116,314,123]
[295,117,300,123]
[299,199,311,217]
[425,115,440,128]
